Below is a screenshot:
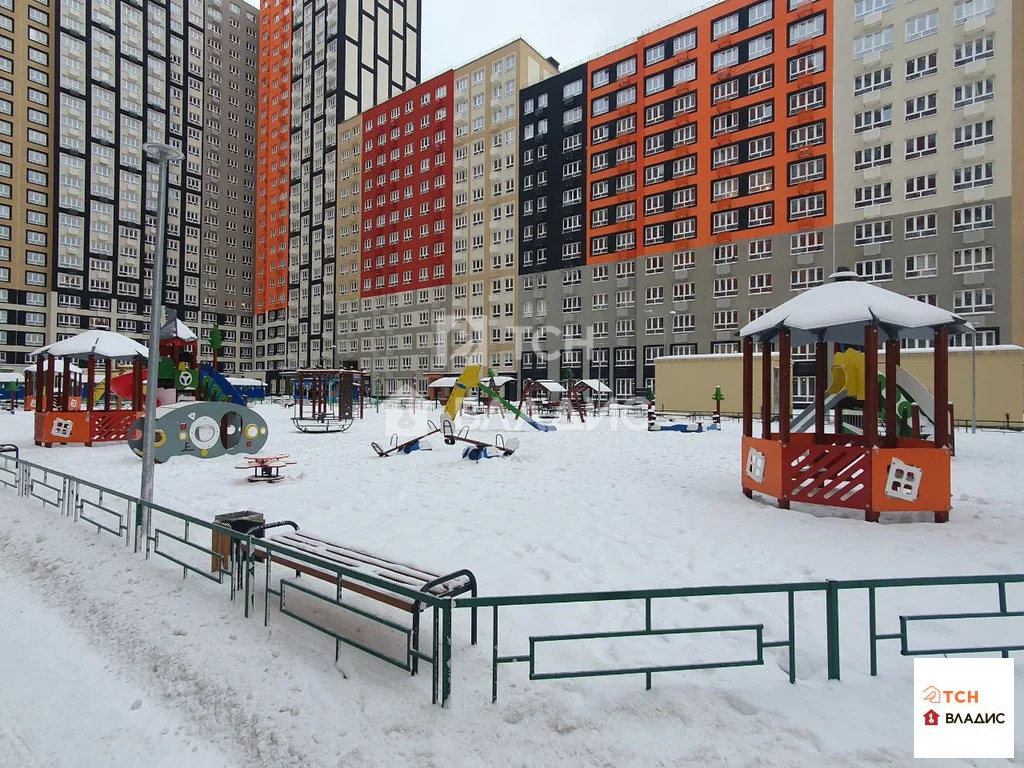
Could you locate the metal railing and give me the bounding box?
[457,574,1023,701]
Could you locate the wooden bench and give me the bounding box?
[213,521,477,674]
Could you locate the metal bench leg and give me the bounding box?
[411,610,420,676]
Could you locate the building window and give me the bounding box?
[855,258,893,283]
[906,52,938,81]
[952,246,994,274]
[854,220,893,246]
[854,27,893,59]
[953,204,994,232]
[905,10,938,42]
[788,13,825,45]
[954,120,994,149]
[905,213,937,239]
[954,288,994,314]
[905,253,938,279]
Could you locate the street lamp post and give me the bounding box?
[137,142,184,553]
[971,328,977,434]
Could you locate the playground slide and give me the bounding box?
[478,382,556,433]
[443,365,482,421]
[895,366,936,432]
[199,364,246,406]
[790,389,848,433]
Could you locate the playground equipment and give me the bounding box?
[235,453,296,483]
[371,417,519,459]
[789,348,948,443]
[738,273,970,523]
[27,330,148,447]
[372,365,531,457]
[291,369,366,432]
[127,400,269,462]
[0,371,23,409]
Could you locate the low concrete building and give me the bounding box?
[655,344,1024,425]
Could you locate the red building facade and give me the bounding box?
[360,72,455,299]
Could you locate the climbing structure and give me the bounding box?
[292,369,366,433]
[27,330,148,447]
[738,272,970,523]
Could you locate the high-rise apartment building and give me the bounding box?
[333,113,363,368]
[337,41,556,395]
[520,0,834,396]
[51,0,258,373]
[254,0,294,370]
[834,0,1020,347]
[518,63,590,382]
[282,0,422,373]
[449,42,557,379]
[0,0,53,367]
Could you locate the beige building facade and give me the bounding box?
[832,0,1021,348]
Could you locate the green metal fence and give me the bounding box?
[457,582,819,702]
[1,452,1021,708]
[456,574,1023,701]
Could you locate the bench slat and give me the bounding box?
[266,531,470,596]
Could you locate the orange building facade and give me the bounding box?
[255,0,293,359]
[585,0,832,265]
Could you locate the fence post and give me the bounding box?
[826,580,841,681]
[441,600,453,708]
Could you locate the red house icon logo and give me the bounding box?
[923,709,940,726]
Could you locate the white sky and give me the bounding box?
[420,0,708,77]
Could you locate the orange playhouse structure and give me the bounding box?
[738,272,971,523]
[27,330,149,447]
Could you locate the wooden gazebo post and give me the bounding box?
[933,326,950,449]
[132,356,143,406]
[862,325,879,449]
[104,358,112,410]
[61,357,71,411]
[884,338,900,447]
[778,329,792,444]
[814,339,827,442]
[777,329,792,510]
[742,336,753,439]
[35,356,43,410]
[44,355,55,413]
[760,340,772,439]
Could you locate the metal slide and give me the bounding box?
[790,389,849,433]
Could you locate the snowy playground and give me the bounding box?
[0,401,1022,767]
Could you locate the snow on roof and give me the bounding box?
[28,330,149,361]
[740,280,971,346]
[536,380,567,393]
[427,376,459,388]
[577,379,612,393]
[227,377,264,387]
[0,370,24,383]
[161,318,198,342]
[483,375,515,388]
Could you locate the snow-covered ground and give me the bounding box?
[0,404,1021,767]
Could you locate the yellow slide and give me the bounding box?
[443,364,482,421]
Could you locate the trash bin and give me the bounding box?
[211,510,265,573]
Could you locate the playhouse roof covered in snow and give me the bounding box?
[27,330,149,361]
[739,279,972,346]
[577,379,612,393]
[160,317,198,342]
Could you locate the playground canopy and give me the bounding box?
[27,330,149,361]
[576,379,612,394]
[739,278,972,346]
[227,377,264,387]
[161,316,198,342]
[0,370,24,383]
[533,380,567,393]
